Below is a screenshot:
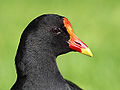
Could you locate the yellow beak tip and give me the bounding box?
[81,48,93,57]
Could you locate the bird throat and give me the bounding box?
[14,44,66,89]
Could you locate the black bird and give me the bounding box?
[11,14,93,90]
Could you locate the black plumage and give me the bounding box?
[11,14,82,90]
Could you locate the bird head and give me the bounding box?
[22,14,93,57]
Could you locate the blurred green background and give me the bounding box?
[0,0,120,90]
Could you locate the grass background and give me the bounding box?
[0,0,120,90]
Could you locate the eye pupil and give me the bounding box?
[52,27,61,34]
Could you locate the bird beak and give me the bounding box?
[63,18,93,57]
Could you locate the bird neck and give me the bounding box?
[14,42,66,88]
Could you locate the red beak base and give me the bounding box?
[63,18,93,57]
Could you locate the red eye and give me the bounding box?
[52,27,61,35]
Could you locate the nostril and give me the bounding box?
[75,41,81,45]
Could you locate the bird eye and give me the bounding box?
[52,27,62,35]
